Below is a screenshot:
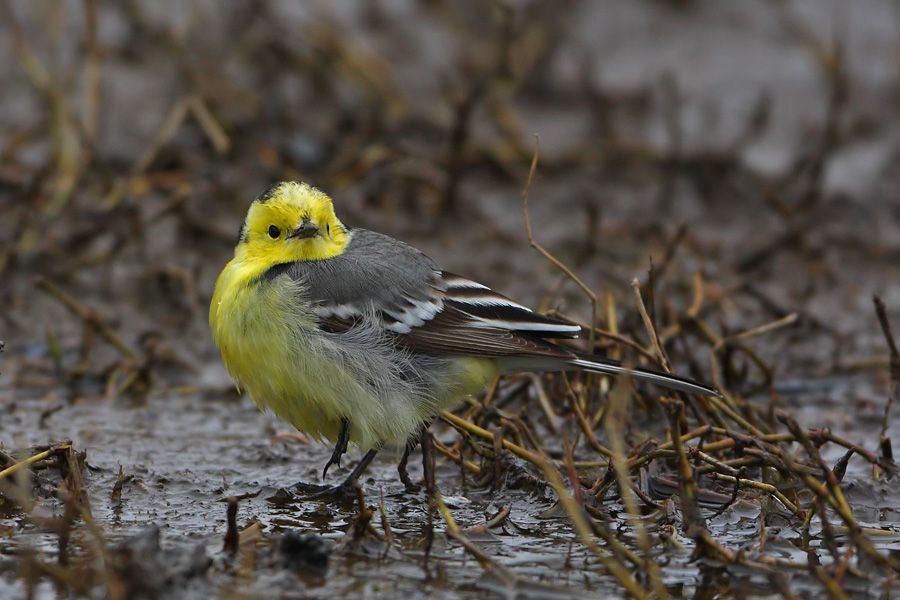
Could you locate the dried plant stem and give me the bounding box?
[632,279,670,372]
[537,457,650,600]
[664,401,705,533]
[605,382,668,599]
[0,444,70,481]
[625,425,711,470]
[706,473,801,516]
[35,277,137,360]
[441,410,545,466]
[563,378,614,459]
[432,439,482,476]
[433,491,516,586]
[707,394,765,437]
[521,141,598,349]
[873,296,897,445]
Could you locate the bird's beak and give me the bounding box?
[288,219,319,239]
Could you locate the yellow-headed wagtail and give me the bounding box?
[210,182,719,495]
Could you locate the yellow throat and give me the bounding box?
[209,181,352,378]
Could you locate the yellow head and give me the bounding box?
[235,181,350,265]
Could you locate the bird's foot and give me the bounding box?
[294,448,379,502]
[293,481,357,501]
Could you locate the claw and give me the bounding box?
[322,417,350,479]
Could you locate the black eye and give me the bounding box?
[326,224,330,235]
[268,225,281,239]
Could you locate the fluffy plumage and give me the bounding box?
[210,182,718,454]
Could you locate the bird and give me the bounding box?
[209,181,719,496]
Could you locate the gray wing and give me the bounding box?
[290,229,442,326]
[266,228,582,357]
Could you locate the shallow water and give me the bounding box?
[1,370,897,598]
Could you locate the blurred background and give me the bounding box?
[1,1,899,598]
[3,0,900,384]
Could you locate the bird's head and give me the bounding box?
[235,181,350,264]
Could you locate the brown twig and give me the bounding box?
[34,277,137,361]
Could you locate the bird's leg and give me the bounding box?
[322,417,350,479]
[335,448,378,491]
[397,438,418,491]
[299,449,378,500]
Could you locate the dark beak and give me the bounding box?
[288,219,319,239]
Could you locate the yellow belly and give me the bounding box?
[209,259,498,449]
[210,265,340,440]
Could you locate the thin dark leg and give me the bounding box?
[397,438,418,490]
[322,417,350,478]
[340,449,378,489]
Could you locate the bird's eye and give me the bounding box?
[268,225,281,239]
[326,224,331,235]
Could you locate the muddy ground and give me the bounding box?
[1,1,899,598]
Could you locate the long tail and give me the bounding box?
[570,357,720,397]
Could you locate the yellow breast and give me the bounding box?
[209,259,346,442]
[209,257,499,449]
